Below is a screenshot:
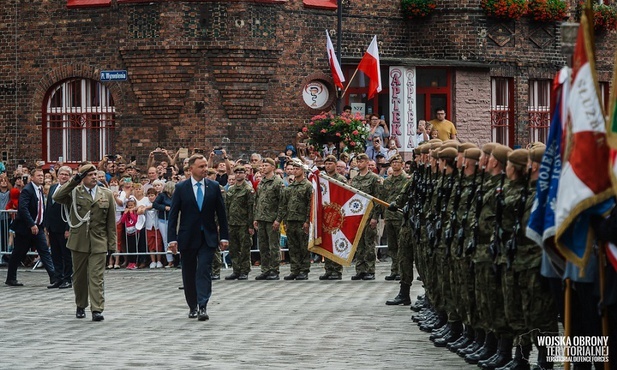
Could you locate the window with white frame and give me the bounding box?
[528,79,551,144]
[490,77,513,147]
[43,78,116,163]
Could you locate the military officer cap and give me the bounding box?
[482,142,497,155]
[356,153,369,161]
[324,155,337,163]
[458,142,477,153]
[508,149,529,170]
[78,163,97,175]
[262,158,276,166]
[464,148,482,161]
[289,158,304,168]
[529,145,546,164]
[438,147,458,160]
[233,165,246,173]
[491,144,512,166]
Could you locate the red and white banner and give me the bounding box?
[357,35,382,99]
[308,171,373,266]
[326,30,345,90]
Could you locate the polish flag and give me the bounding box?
[326,30,345,90]
[357,35,382,99]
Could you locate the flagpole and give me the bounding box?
[336,0,343,114]
[564,278,571,370]
[598,243,611,370]
[340,67,360,100]
[317,171,392,209]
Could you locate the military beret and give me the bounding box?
[289,158,304,168]
[207,168,217,176]
[430,142,443,150]
[491,144,512,166]
[529,145,546,164]
[262,158,275,166]
[438,147,458,160]
[324,155,337,163]
[356,153,369,161]
[233,165,246,173]
[78,163,97,175]
[390,154,403,162]
[528,142,546,150]
[428,138,443,144]
[464,148,482,161]
[441,140,459,150]
[430,150,439,159]
[420,145,431,154]
[458,142,477,153]
[508,149,529,169]
[482,142,497,155]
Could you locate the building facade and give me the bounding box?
[0,0,615,166]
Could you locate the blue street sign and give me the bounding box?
[100,70,128,81]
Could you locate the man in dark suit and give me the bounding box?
[45,166,72,289]
[5,168,55,286]
[168,154,229,321]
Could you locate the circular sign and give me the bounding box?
[302,81,330,110]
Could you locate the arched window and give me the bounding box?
[43,78,116,163]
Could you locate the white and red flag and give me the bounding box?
[554,7,615,269]
[326,30,345,90]
[357,35,382,99]
[308,170,373,266]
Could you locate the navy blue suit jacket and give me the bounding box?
[44,183,70,233]
[11,182,44,236]
[167,178,229,251]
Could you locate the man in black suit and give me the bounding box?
[168,154,229,321]
[5,168,55,286]
[45,166,72,289]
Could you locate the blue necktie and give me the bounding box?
[196,182,203,211]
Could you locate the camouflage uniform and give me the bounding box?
[349,170,382,276]
[280,177,313,275]
[211,184,226,277]
[254,174,284,275]
[225,180,255,275]
[393,178,416,286]
[381,172,409,277]
[322,172,348,277]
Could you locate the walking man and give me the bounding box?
[45,165,73,289]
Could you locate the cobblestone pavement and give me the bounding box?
[1,262,482,369]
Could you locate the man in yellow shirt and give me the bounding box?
[428,108,457,141]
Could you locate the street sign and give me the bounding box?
[100,70,127,81]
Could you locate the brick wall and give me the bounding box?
[453,69,492,146]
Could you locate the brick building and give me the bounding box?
[0,0,615,167]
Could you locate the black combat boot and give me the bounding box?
[434,321,463,347]
[386,282,411,305]
[465,331,497,364]
[496,344,531,370]
[448,325,474,352]
[458,328,485,357]
[480,335,513,369]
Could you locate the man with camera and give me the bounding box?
[365,137,388,162]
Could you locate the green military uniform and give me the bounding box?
[280,176,313,277]
[225,179,255,276]
[322,171,348,278]
[53,170,117,314]
[211,184,226,278]
[254,173,284,277]
[349,169,381,278]
[381,172,409,278]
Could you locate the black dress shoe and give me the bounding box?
[295,273,308,280]
[76,307,86,319]
[211,274,220,280]
[92,311,104,322]
[255,272,269,280]
[47,281,62,289]
[198,306,209,321]
[58,281,72,289]
[225,273,240,280]
[384,274,398,281]
[188,308,198,319]
[265,272,280,280]
[350,272,366,280]
[237,274,248,280]
[362,273,375,280]
[284,274,298,280]
[386,294,411,305]
[5,280,24,287]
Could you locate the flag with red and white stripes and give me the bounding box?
[326,30,345,90]
[357,35,382,99]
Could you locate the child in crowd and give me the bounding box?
[119,197,139,270]
[143,188,163,268]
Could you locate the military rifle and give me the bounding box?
[436,167,457,257]
[455,162,478,257]
[427,168,447,253]
[488,172,507,266]
[465,166,486,256]
[445,163,466,252]
[505,166,532,270]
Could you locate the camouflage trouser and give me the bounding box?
[228,225,252,275]
[517,267,558,346]
[212,247,221,275]
[475,261,508,334]
[454,256,477,327]
[355,223,377,274]
[256,221,281,274]
[384,220,402,275]
[286,221,310,275]
[430,250,444,312]
[440,251,461,321]
[398,225,414,286]
[501,266,526,339]
[324,259,343,275]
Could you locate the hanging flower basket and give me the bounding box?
[301,112,369,153]
[481,0,528,20]
[527,0,568,23]
[575,2,617,32]
[401,0,437,20]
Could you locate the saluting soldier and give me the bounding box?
[319,155,348,280]
[280,159,313,280]
[224,165,255,280]
[53,163,117,322]
[349,153,382,280]
[253,158,285,280]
